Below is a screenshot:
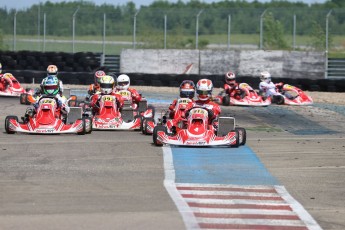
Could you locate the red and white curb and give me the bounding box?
[163,147,322,230]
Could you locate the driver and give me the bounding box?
[0,73,14,91]
[168,80,195,119]
[115,74,141,109]
[223,71,245,100]
[259,71,284,99]
[88,70,107,97]
[185,79,221,125]
[24,75,70,121]
[44,65,64,96]
[90,75,124,115]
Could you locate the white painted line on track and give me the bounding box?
[162,146,323,230]
[162,146,199,230]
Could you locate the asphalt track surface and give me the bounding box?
[0,92,345,230]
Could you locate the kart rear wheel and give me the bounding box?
[230,129,240,148]
[141,117,146,133]
[19,93,27,105]
[5,115,18,134]
[222,95,230,106]
[143,118,154,135]
[84,117,92,134]
[153,125,166,146]
[77,118,86,135]
[147,105,155,118]
[235,127,246,145]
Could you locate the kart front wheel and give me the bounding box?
[222,95,230,106]
[84,117,92,134]
[235,127,246,145]
[153,125,166,146]
[5,116,18,134]
[143,118,154,135]
[77,118,86,135]
[230,129,240,148]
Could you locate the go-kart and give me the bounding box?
[214,83,270,107]
[5,96,91,135]
[152,107,246,147]
[264,83,313,105]
[88,94,142,130]
[0,73,33,97]
[141,98,192,135]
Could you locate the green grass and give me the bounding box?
[2,34,345,55]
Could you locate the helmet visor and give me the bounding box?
[197,89,211,95]
[118,81,129,86]
[100,83,114,89]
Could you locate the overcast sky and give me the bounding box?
[0,0,327,10]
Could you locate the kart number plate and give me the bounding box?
[190,108,208,115]
[102,96,114,102]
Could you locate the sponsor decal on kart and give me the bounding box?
[35,128,55,133]
[185,141,207,145]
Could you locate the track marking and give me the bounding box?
[162,146,322,230]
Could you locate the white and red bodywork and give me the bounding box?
[278,84,313,105]
[0,75,33,97]
[116,89,153,118]
[215,83,270,107]
[154,108,238,147]
[6,97,86,134]
[92,95,141,130]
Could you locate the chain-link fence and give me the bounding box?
[1,7,344,54]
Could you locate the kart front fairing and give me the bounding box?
[280,84,313,105]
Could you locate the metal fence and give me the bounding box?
[1,7,345,54]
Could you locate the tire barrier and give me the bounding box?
[1,51,345,92]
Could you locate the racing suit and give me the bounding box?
[0,74,13,91]
[184,99,221,125]
[168,97,194,119]
[259,81,279,98]
[224,83,244,100]
[90,92,124,115]
[114,88,142,109]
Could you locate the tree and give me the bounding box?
[263,12,289,50]
[309,21,331,51]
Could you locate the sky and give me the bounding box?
[0,0,327,11]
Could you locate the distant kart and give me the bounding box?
[141,97,192,135]
[266,84,313,105]
[89,94,142,130]
[214,83,270,107]
[0,73,33,97]
[152,107,246,147]
[5,96,91,135]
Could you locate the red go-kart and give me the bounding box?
[5,96,90,134]
[270,83,313,105]
[152,107,246,147]
[214,83,270,107]
[0,73,33,97]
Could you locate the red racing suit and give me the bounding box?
[114,87,142,108]
[0,74,13,91]
[224,83,243,100]
[184,99,221,125]
[168,97,194,119]
[90,92,124,115]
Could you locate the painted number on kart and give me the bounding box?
[102,96,114,102]
[118,91,131,97]
[190,108,208,115]
[177,98,191,104]
[40,99,56,105]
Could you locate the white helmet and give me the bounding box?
[260,71,271,83]
[225,71,236,86]
[196,79,213,101]
[99,75,115,94]
[116,74,130,90]
[47,65,58,76]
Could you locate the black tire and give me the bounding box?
[147,105,155,118]
[153,125,166,146]
[272,95,284,105]
[5,116,18,134]
[230,129,240,148]
[19,93,27,105]
[141,117,147,134]
[222,95,230,106]
[235,127,247,146]
[77,118,86,135]
[85,117,92,134]
[144,118,154,135]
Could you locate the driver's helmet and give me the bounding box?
[47,65,58,76]
[196,79,213,101]
[94,70,106,85]
[0,62,2,74]
[179,80,195,99]
[225,71,236,87]
[260,71,271,83]
[41,75,60,96]
[116,74,130,90]
[99,75,115,94]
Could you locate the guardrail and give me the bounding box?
[327,58,345,79]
